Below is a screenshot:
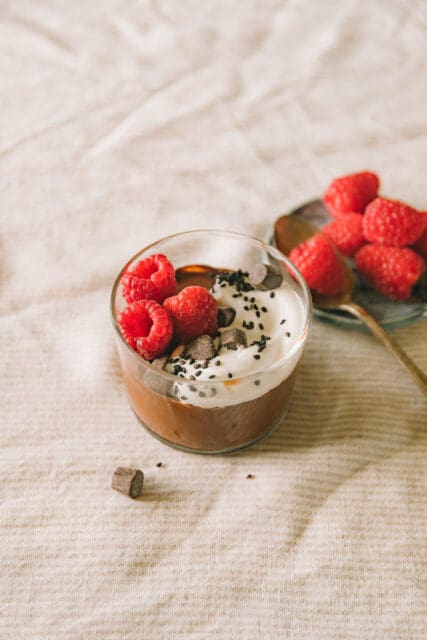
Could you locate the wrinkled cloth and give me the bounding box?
[1,1,426,639]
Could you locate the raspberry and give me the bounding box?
[412,221,427,258]
[322,213,365,257]
[121,254,176,304]
[118,299,173,359]
[323,171,379,217]
[289,234,344,296]
[363,198,427,247]
[163,286,218,343]
[355,244,425,301]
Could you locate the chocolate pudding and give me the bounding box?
[117,264,302,453]
[111,230,311,454]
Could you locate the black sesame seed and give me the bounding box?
[244,296,248,301]
[285,331,291,337]
[209,374,216,379]
[244,305,249,311]
[215,360,221,366]
[253,354,261,360]
[259,323,264,330]
[261,307,267,313]
[254,379,260,386]
[220,282,226,287]
[189,385,197,391]
[194,363,202,369]
[189,358,195,365]
[246,474,254,479]
[232,293,239,298]
[202,361,208,369]
[280,319,286,325]
[228,372,233,379]
[156,462,163,467]
[179,373,185,378]
[270,292,275,298]
[253,304,258,310]
[250,297,255,303]
[195,370,202,377]
[256,311,261,318]
[190,375,196,381]
[181,396,188,400]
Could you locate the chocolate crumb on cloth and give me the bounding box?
[111,467,144,499]
[248,263,283,290]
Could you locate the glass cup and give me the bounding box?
[111,230,312,454]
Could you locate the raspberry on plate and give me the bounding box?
[118,299,173,359]
[363,198,427,247]
[322,213,365,257]
[289,234,344,296]
[355,244,425,301]
[121,253,176,304]
[163,286,218,343]
[323,171,379,217]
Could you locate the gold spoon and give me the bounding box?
[274,203,427,396]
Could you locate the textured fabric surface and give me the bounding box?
[1,1,426,638]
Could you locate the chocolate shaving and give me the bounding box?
[184,335,216,360]
[111,467,144,499]
[221,328,247,350]
[217,306,236,328]
[248,264,283,290]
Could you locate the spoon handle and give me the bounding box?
[338,302,427,396]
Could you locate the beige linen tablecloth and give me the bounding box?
[1,2,426,638]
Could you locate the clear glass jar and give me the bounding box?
[111,230,312,454]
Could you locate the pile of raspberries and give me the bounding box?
[289,171,426,301]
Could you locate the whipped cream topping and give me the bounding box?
[164,270,307,408]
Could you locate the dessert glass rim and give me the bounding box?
[110,228,313,386]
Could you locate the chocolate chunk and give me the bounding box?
[111,467,144,499]
[151,355,169,370]
[221,328,247,350]
[217,306,236,328]
[248,264,283,290]
[184,335,216,360]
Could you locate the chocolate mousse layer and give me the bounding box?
[123,365,297,452]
